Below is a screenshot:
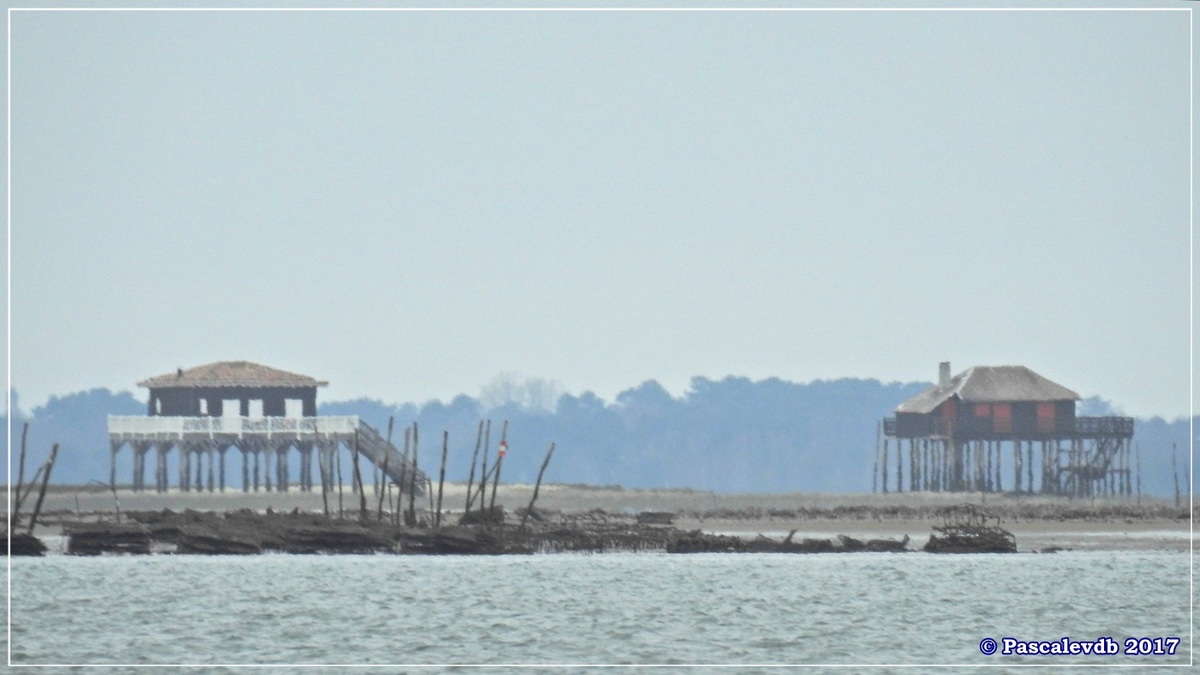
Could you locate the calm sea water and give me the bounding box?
[6,550,1192,671]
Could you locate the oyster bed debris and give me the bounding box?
[52,507,914,556]
[923,505,1017,554]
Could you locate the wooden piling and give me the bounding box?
[478,420,492,512]
[27,444,59,535]
[872,421,880,494]
[353,430,368,521]
[318,445,330,519]
[881,438,889,494]
[520,442,556,530]
[15,422,29,510]
[1172,442,1180,508]
[1135,442,1142,505]
[336,435,344,519]
[489,421,509,513]
[464,420,484,514]
[407,423,419,526]
[377,417,394,522]
[435,430,449,528]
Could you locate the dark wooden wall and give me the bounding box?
[147,386,318,417]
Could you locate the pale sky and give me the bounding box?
[6,5,1195,418]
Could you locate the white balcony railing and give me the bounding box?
[108,415,361,438]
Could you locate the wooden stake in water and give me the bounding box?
[477,420,492,513]
[318,446,330,519]
[488,421,509,514]
[435,430,449,528]
[335,435,344,519]
[464,420,484,517]
[520,442,556,530]
[407,423,419,526]
[872,421,880,494]
[1172,442,1180,508]
[377,416,394,522]
[12,422,31,523]
[353,429,368,522]
[27,443,59,535]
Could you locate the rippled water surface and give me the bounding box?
[7,551,1191,670]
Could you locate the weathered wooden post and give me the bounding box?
[27,444,59,535]
[353,430,368,521]
[435,431,449,528]
[376,417,394,522]
[1172,442,1180,508]
[520,442,556,530]
[318,444,330,519]
[489,421,509,514]
[477,420,492,512]
[464,420,484,515]
[872,421,880,494]
[407,423,420,526]
[335,434,344,519]
[1135,442,1142,506]
[881,437,889,494]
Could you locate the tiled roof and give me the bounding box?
[896,366,1080,414]
[138,361,328,389]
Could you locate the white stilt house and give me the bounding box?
[108,361,424,494]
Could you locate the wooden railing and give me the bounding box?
[883,415,1134,439]
[108,415,360,438]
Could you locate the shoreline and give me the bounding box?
[11,483,1195,553]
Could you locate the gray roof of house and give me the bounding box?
[138,361,328,389]
[896,365,1081,414]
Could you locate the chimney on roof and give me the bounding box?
[938,362,950,387]
[176,367,183,378]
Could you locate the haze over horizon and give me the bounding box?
[7,6,1194,419]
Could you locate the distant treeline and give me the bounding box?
[4,379,1195,496]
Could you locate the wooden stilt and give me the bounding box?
[984,441,991,492]
[317,443,330,518]
[1135,442,1142,505]
[108,438,117,492]
[881,438,889,494]
[1026,442,1033,494]
[1014,441,1022,493]
[263,445,273,492]
[336,436,344,518]
[872,422,880,494]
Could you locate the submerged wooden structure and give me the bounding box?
[108,361,425,495]
[923,505,1016,554]
[880,363,1133,497]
